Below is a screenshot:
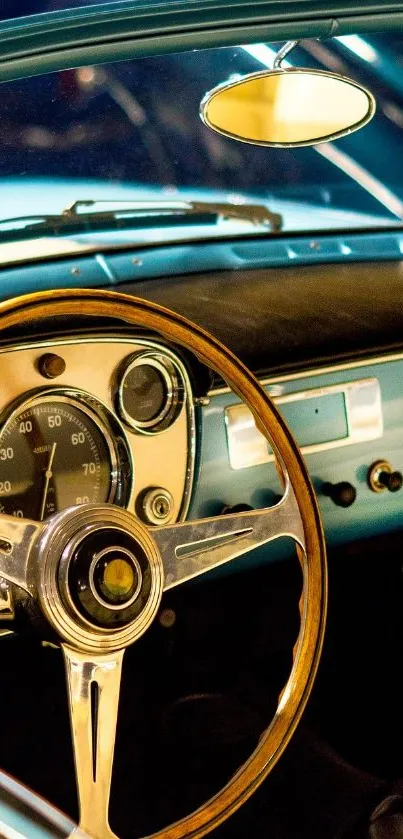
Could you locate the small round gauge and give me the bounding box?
[118,353,182,433]
[0,393,125,521]
[122,363,168,424]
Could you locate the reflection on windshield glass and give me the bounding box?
[1,33,403,232]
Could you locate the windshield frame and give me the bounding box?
[1,1,403,86]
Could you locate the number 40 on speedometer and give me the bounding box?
[0,392,126,521]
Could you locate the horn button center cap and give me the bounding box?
[61,528,152,629]
[94,551,141,605]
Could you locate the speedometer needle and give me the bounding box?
[39,442,57,521]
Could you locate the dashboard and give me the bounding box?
[0,331,401,559]
[1,255,403,626]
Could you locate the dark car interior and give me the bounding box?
[1,5,403,839]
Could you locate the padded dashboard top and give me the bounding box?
[117,260,403,379]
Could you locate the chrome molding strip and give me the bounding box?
[209,350,403,396]
[225,378,382,470]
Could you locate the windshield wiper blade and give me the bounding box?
[64,199,282,229]
[0,198,282,240]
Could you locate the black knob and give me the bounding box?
[377,470,403,493]
[322,481,356,508]
[368,460,403,493]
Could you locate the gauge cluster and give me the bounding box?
[0,336,195,526]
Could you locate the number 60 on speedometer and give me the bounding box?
[0,390,132,521]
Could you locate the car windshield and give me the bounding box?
[1,32,403,239]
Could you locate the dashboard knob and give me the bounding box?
[368,460,403,493]
[322,481,356,508]
[38,352,66,379]
[378,471,403,492]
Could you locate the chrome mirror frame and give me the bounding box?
[200,66,376,149]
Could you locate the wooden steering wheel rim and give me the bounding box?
[0,288,327,839]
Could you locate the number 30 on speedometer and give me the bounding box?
[0,392,130,521]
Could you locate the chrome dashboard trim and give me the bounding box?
[225,377,382,470]
[209,350,403,396]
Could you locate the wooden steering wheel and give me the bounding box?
[0,289,327,839]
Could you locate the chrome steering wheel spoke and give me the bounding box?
[0,489,306,839]
[0,512,42,592]
[0,502,163,838]
[62,645,124,839]
[153,482,305,590]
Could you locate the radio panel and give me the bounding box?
[225,378,382,470]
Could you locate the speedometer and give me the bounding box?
[0,392,130,521]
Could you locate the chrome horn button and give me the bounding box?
[90,546,143,609]
[32,504,164,653]
[59,528,151,629]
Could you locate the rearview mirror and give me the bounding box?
[200,69,375,148]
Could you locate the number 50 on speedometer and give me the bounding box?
[0,391,132,521]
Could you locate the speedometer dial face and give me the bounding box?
[0,396,115,521]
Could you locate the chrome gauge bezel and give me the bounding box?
[0,387,133,513]
[117,351,185,434]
